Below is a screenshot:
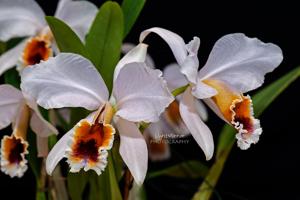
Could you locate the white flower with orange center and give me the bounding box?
[140,28,283,159]
[0,0,97,74]
[20,44,174,184]
[0,84,58,177]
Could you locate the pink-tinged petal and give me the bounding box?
[26,94,58,137]
[0,85,24,129]
[21,53,108,110]
[0,40,27,76]
[114,43,149,82]
[0,0,46,41]
[179,87,214,160]
[54,0,98,40]
[163,63,188,91]
[114,62,174,123]
[115,117,148,185]
[180,37,200,83]
[140,27,200,83]
[121,43,155,68]
[140,27,187,65]
[198,33,283,93]
[36,136,49,157]
[191,80,217,99]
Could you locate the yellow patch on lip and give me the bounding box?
[68,120,115,167]
[203,79,261,147]
[22,36,52,66]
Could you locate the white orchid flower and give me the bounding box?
[0,0,97,75]
[122,43,208,161]
[122,43,208,162]
[20,44,174,184]
[140,27,283,160]
[0,84,58,177]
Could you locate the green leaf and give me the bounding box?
[0,41,6,54]
[193,67,300,200]
[4,68,20,88]
[111,137,123,181]
[147,160,209,179]
[27,130,42,180]
[122,0,145,38]
[85,1,124,92]
[67,171,90,200]
[46,16,88,58]
[36,191,47,200]
[107,152,123,200]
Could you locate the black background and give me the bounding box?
[0,0,299,199]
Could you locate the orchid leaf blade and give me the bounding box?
[122,0,145,38]
[147,160,209,179]
[67,171,90,200]
[85,1,124,93]
[46,16,88,58]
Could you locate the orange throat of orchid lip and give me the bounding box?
[163,100,189,135]
[165,100,182,125]
[148,136,170,161]
[204,79,262,149]
[22,36,52,66]
[66,119,115,175]
[1,135,29,178]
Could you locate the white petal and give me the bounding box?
[30,111,58,137]
[180,37,200,83]
[0,85,24,129]
[36,136,49,157]
[54,0,98,41]
[115,117,148,185]
[25,93,58,137]
[191,80,218,99]
[195,100,208,122]
[140,27,200,83]
[163,63,188,91]
[114,43,149,82]
[179,87,214,160]
[21,53,108,110]
[0,40,27,76]
[0,0,46,41]
[46,111,95,175]
[198,33,283,93]
[121,43,155,68]
[114,62,174,123]
[140,27,187,65]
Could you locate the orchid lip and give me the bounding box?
[203,79,262,149]
[0,135,29,178]
[65,107,115,175]
[21,35,52,67]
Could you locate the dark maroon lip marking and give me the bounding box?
[2,136,27,165]
[23,38,51,65]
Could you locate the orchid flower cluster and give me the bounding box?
[0,0,283,195]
